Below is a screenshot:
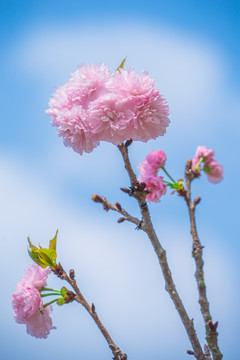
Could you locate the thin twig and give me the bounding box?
[53,264,127,360]
[92,194,144,229]
[181,160,222,360]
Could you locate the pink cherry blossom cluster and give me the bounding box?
[12,263,56,338]
[46,64,170,154]
[138,150,167,202]
[192,146,223,183]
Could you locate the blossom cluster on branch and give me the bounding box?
[192,146,223,183]
[12,60,224,360]
[12,264,55,338]
[138,150,167,202]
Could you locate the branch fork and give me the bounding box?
[92,143,222,360]
[93,143,207,360]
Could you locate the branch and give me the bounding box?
[181,159,222,360]
[92,194,144,230]
[115,143,205,360]
[53,264,127,360]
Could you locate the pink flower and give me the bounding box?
[22,263,51,290]
[192,146,215,169]
[25,305,55,339]
[88,93,135,145]
[46,63,111,154]
[48,63,111,111]
[110,69,170,142]
[138,158,157,180]
[46,64,170,154]
[192,146,223,183]
[138,149,167,181]
[204,159,224,184]
[49,106,100,155]
[12,283,42,322]
[138,149,168,202]
[145,150,167,170]
[12,264,56,338]
[144,175,167,202]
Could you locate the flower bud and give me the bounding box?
[92,194,103,203]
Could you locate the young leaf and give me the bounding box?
[116,57,127,72]
[49,230,58,251]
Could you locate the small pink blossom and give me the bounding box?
[12,283,42,322]
[138,159,157,180]
[12,264,56,338]
[144,176,167,202]
[138,149,167,181]
[192,146,215,168]
[192,146,223,183]
[205,159,224,184]
[25,305,56,339]
[138,149,168,202]
[22,263,51,290]
[145,150,167,170]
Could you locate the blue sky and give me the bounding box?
[0,1,239,359]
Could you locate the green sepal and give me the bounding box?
[164,178,184,190]
[203,165,211,174]
[57,298,65,306]
[194,157,205,172]
[60,287,68,297]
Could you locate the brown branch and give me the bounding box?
[181,159,222,360]
[204,344,212,360]
[115,144,206,360]
[53,264,127,360]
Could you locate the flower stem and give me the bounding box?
[43,298,62,308]
[41,292,61,298]
[41,287,61,293]
[162,166,176,183]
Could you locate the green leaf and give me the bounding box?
[27,232,58,268]
[28,238,45,266]
[40,248,56,264]
[36,249,56,267]
[49,230,58,251]
[116,57,127,72]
